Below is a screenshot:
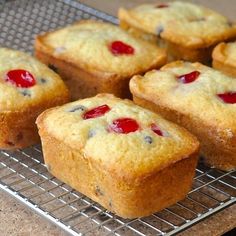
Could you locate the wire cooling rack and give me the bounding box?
[0,0,235,235]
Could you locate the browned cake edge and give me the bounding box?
[0,92,69,150]
[212,42,236,77]
[36,110,199,219]
[120,19,214,64]
[35,34,166,100]
[132,95,236,171]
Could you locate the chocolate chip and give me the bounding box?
[40,78,47,84]
[156,25,164,37]
[16,132,23,141]
[21,90,31,97]
[144,136,153,144]
[48,64,58,73]
[68,105,86,112]
[88,129,96,138]
[95,186,103,196]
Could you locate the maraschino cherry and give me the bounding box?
[151,123,163,136]
[217,92,236,104]
[110,41,135,56]
[109,118,140,134]
[83,104,111,119]
[178,71,200,84]
[6,69,36,88]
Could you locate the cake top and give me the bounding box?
[130,61,236,131]
[213,42,236,67]
[37,94,198,180]
[36,20,166,76]
[119,1,236,48]
[0,48,68,111]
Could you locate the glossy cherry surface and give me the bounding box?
[83,104,111,119]
[6,69,36,88]
[217,92,236,104]
[110,41,135,56]
[151,123,163,136]
[109,118,140,134]
[178,71,200,84]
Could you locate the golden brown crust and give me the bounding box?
[132,93,236,171]
[34,20,167,100]
[120,19,214,64]
[37,93,199,176]
[34,50,129,99]
[119,3,236,64]
[212,42,236,77]
[0,94,69,149]
[36,94,199,218]
[0,48,70,149]
[165,41,214,64]
[38,117,198,218]
[130,61,236,171]
[118,3,236,49]
[119,19,158,44]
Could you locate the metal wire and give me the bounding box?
[0,0,235,235]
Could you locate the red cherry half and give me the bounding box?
[83,104,111,119]
[151,123,163,136]
[110,41,135,56]
[177,71,200,84]
[217,92,236,104]
[156,4,169,8]
[6,69,36,88]
[109,118,140,134]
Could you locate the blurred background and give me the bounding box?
[80,0,235,21]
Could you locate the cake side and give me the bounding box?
[130,61,236,170]
[0,48,69,149]
[0,97,68,149]
[35,20,166,77]
[119,18,213,63]
[36,94,199,179]
[213,42,236,77]
[118,1,236,49]
[36,94,199,218]
[39,130,198,218]
[0,48,69,111]
[132,96,235,171]
[34,49,128,99]
[35,20,166,99]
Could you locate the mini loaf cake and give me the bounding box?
[0,48,69,149]
[119,1,236,63]
[130,61,236,171]
[213,41,236,77]
[35,20,167,100]
[36,94,199,219]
